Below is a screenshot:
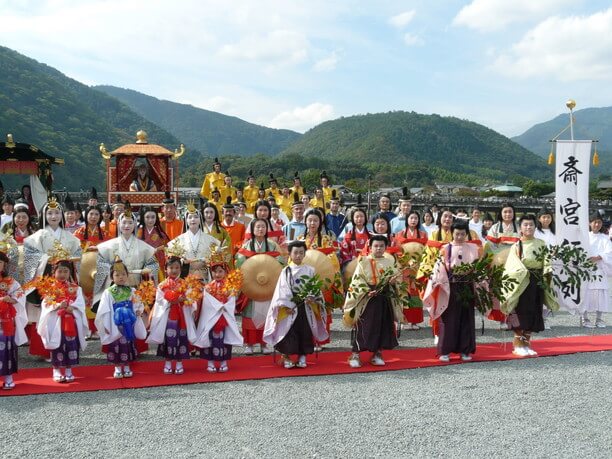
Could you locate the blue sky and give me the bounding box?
[1,0,611,136]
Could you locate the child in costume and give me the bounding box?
[147,254,197,375]
[193,246,243,372]
[423,220,480,362]
[343,235,406,368]
[582,213,612,328]
[0,246,27,390]
[95,258,147,378]
[37,256,88,383]
[263,241,328,369]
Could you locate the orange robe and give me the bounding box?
[221,220,246,256]
[161,218,184,241]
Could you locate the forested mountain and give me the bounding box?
[280,111,551,182]
[95,85,301,157]
[0,46,190,190]
[179,112,552,192]
[512,107,612,157]
[1,45,559,194]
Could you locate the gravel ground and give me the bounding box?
[5,311,611,458]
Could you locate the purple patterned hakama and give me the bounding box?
[200,328,232,361]
[156,319,190,360]
[51,334,80,367]
[0,333,18,376]
[107,335,138,364]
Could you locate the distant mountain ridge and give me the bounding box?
[280,111,551,181]
[95,85,302,157]
[512,107,612,176]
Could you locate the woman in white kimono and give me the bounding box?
[24,197,81,359]
[583,213,612,328]
[166,201,220,281]
[93,204,159,304]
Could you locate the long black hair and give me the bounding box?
[497,202,517,233]
[304,208,324,247]
[138,206,169,242]
[435,208,454,241]
[248,218,271,252]
[371,212,392,240]
[202,202,222,234]
[536,207,555,234]
[403,210,421,238]
[82,205,104,241]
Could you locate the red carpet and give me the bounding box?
[3,334,611,397]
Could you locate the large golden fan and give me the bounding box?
[240,254,283,301]
[303,249,335,284]
[79,251,98,295]
[343,258,359,285]
[492,247,511,266]
[401,242,425,258]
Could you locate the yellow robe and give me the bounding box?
[200,171,226,199]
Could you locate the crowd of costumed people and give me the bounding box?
[0,161,608,390]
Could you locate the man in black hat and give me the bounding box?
[390,187,412,233]
[88,187,99,208]
[282,193,306,242]
[160,191,183,240]
[319,171,333,209]
[200,157,225,200]
[325,190,346,238]
[63,195,83,234]
[265,173,281,200]
[290,171,304,197]
[220,171,237,203]
[243,170,259,213]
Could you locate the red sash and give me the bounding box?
[237,248,280,258]
[168,303,187,330]
[0,301,16,336]
[486,235,519,245]
[57,309,77,337]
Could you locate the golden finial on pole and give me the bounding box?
[566,99,576,110]
[172,143,185,160]
[566,99,576,140]
[99,143,111,160]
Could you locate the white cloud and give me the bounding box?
[453,0,574,32]
[313,51,339,72]
[269,103,334,132]
[218,29,310,67]
[403,33,424,47]
[389,10,416,28]
[491,8,612,81]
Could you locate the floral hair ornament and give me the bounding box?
[206,245,229,269]
[47,239,78,265]
[165,239,187,260]
[185,199,198,214]
[111,255,129,276]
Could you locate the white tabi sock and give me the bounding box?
[123,365,131,373]
[4,375,14,385]
[65,368,73,378]
[164,361,172,371]
[176,361,184,371]
[53,368,62,379]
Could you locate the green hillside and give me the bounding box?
[280,111,551,182]
[512,107,612,176]
[0,46,192,190]
[95,85,301,157]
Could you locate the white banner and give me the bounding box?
[554,140,592,313]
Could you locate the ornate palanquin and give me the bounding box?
[100,131,184,207]
[0,134,64,192]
